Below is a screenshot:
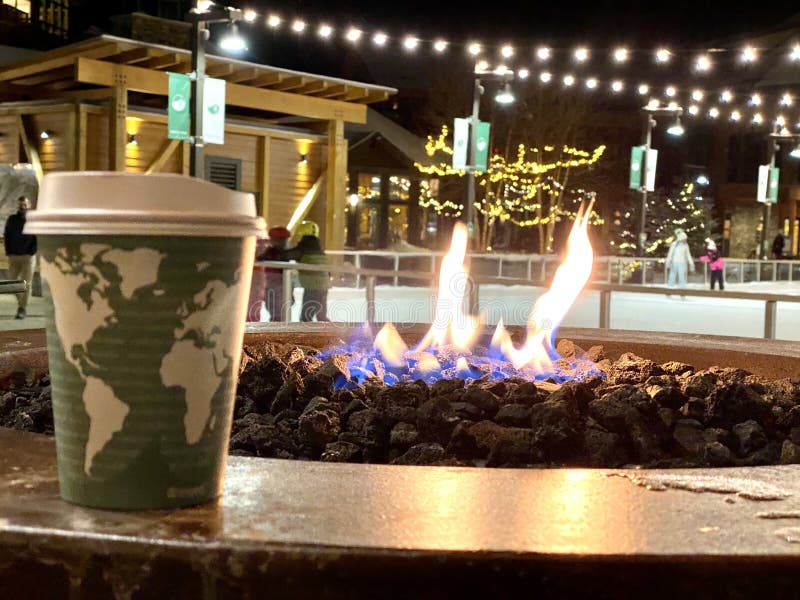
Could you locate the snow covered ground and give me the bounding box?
[276,281,800,341]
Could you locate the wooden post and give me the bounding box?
[256,135,271,224]
[109,73,127,171]
[76,104,87,171]
[326,118,347,251]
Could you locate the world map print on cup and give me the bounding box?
[26,173,264,510]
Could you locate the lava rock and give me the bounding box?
[301,371,335,401]
[495,403,532,428]
[738,441,781,467]
[705,383,774,431]
[321,441,362,463]
[530,395,584,462]
[583,423,630,467]
[270,378,304,415]
[417,397,460,444]
[451,402,484,420]
[446,420,504,460]
[390,422,419,449]
[238,356,290,411]
[658,408,678,431]
[302,396,338,415]
[341,398,368,425]
[646,384,688,410]
[680,397,707,421]
[317,355,351,382]
[384,405,419,425]
[486,428,537,467]
[704,441,734,467]
[462,385,500,418]
[683,372,718,398]
[391,443,445,466]
[606,353,664,385]
[732,420,768,456]
[298,407,341,450]
[703,427,737,449]
[673,419,705,457]
[505,382,545,407]
[780,440,800,465]
[234,395,258,419]
[375,380,429,410]
[430,378,465,399]
[586,345,605,362]
[661,361,694,376]
[766,378,800,409]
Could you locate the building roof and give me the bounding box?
[348,108,432,166]
[0,35,397,117]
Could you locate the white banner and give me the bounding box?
[452,118,469,170]
[645,148,658,192]
[757,164,769,202]
[202,77,226,145]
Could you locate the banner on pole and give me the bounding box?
[452,118,469,169]
[644,148,658,192]
[629,145,644,189]
[202,77,226,145]
[167,72,191,141]
[474,121,490,172]
[769,166,780,204]
[757,164,770,202]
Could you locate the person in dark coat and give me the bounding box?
[286,233,330,322]
[258,226,292,321]
[772,233,785,259]
[3,197,36,319]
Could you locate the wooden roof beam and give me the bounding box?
[108,47,158,65]
[249,72,283,88]
[342,88,370,101]
[313,84,348,99]
[138,53,186,70]
[0,42,118,82]
[12,64,75,86]
[225,67,259,84]
[270,76,306,92]
[354,90,391,104]
[76,57,367,123]
[294,80,329,95]
[206,63,235,78]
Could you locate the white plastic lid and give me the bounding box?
[26,172,266,237]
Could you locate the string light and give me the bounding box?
[346,27,363,43]
[317,23,333,38]
[776,115,786,127]
[517,68,530,79]
[267,14,281,28]
[708,107,720,119]
[540,71,552,83]
[691,89,704,102]
[500,44,514,58]
[614,47,629,62]
[468,42,482,56]
[665,85,676,97]
[372,31,387,46]
[291,19,306,33]
[638,84,649,95]
[741,46,758,63]
[750,93,762,106]
[781,92,793,106]
[574,47,589,62]
[695,54,712,72]
[476,59,490,72]
[403,36,419,51]
[688,105,700,116]
[730,110,741,121]
[655,48,671,63]
[753,113,764,124]
[433,39,448,53]
[243,9,257,22]
[791,45,800,61]
[586,77,598,89]
[720,90,733,103]
[667,101,679,111]
[537,46,551,61]
[563,74,575,86]
[611,80,624,93]
[647,98,661,109]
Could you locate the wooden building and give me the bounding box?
[0,34,396,249]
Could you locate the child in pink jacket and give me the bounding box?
[700,239,725,290]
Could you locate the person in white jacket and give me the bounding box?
[665,228,694,288]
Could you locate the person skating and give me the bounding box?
[772,233,785,260]
[699,238,725,291]
[258,226,292,321]
[3,197,37,319]
[665,228,694,289]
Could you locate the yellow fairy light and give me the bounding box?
[468,42,482,56]
[781,93,793,106]
[537,46,551,61]
[730,110,741,121]
[655,48,671,63]
[741,46,758,63]
[574,47,589,62]
[611,80,623,93]
[346,27,363,43]
[267,14,281,28]
[586,78,598,89]
[691,89,704,102]
[613,47,629,63]
[753,113,764,124]
[563,74,575,86]
[540,71,552,83]
[291,19,306,33]
[500,44,514,58]
[243,9,257,22]
[665,85,676,97]
[372,31,387,46]
[695,54,712,72]
[720,89,733,103]
[317,24,333,38]
[433,39,448,53]
[403,36,419,51]
[638,84,649,95]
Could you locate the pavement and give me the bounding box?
[0,294,45,331]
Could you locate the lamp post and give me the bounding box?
[465,65,517,245]
[759,128,800,258]
[637,103,684,256]
[185,1,243,178]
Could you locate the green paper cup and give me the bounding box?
[26,172,265,510]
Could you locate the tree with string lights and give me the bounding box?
[415,125,606,252]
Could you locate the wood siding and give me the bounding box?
[268,138,325,229]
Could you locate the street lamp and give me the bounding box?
[186,1,243,178]
[758,128,800,258]
[465,64,518,244]
[637,103,683,256]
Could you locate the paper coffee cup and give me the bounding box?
[26,172,265,509]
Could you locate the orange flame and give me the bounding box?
[372,203,594,377]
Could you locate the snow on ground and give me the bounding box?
[312,281,800,342]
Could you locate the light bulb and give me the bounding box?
[638,84,649,95]
[611,80,623,92]
[475,59,489,72]
[688,105,699,116]
[741,46,757,62]
[750,93,762,106]
[517,68,529,79]
[218,23,247,53]
[720,90,733,103]
[500,44,514,58]
[691,89,704,102]
[494,82,515,105]
[792,44,800,61]
[347,27,363,43]
[243,9,257,22]
[403,36,419,51]
[730,110,741,122]
[781,93,793,106]
[586,78,598,89]
[665,85,676,97]
[708,107,719,119]
[267,14,281,28]
[655,48,671,63]
[433,39,448,53]
[537,46,551,61]
[563,74,575,86]
[695,54,712,71]
[753,113,763,124]
[318,24,333,38]
[540,71,552,83]
[468,42,482,56]
[613,47,629,62]
[574,47,589,62]
[291,19,306,33]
